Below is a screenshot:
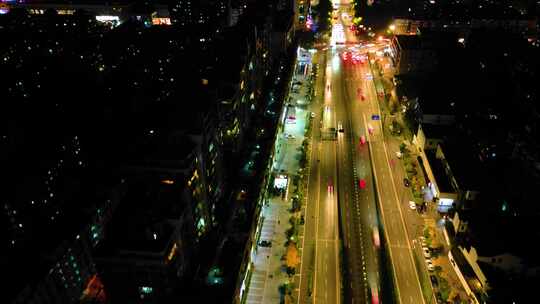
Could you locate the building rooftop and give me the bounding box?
[421,123,455,141]
[425,149,454,193]
[439,140,483,191]
[467,213,538,263]
[396,32,459,51]
[124,130,198,171]
[96,174,187,255]
[450,246,486,299]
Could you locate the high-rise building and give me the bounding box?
[94,173,198,303]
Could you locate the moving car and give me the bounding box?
[360,135,366,145]
[358,178,366,189]
[370,286,379,304]
[372,227,380,248]
[338,121,344,132]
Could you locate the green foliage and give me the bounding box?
[399,143,407,154]
[290,199,301,212]
[299,149,308,168]
[292,174,300,188]
[438,276,450,300]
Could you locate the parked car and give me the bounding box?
[430,275,438,287]
[403,178,410,187]
[259,240,272,247]
[409,201,417,210]
[426,261,435,271]
[423,248,431,258]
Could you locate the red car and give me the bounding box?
[358,179,366,189]
[371,286,379,304]
[360,135,366,145]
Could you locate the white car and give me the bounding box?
[338,121,344,132]
[311,112,316,118]
[423,248,431,258]
[409,201,417,210]
[426,260,435,271]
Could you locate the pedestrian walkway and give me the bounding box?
[244,48,316,304]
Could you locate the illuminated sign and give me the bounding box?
[152,17,171,25]
[0,3,9,14]
[95,15,120,22]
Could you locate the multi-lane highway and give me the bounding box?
[337,3,426,304]
[298,46,341,304]
[298,1,426,303]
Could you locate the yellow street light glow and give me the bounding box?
[389,24,396,31]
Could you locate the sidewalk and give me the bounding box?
[244,49,316,304]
